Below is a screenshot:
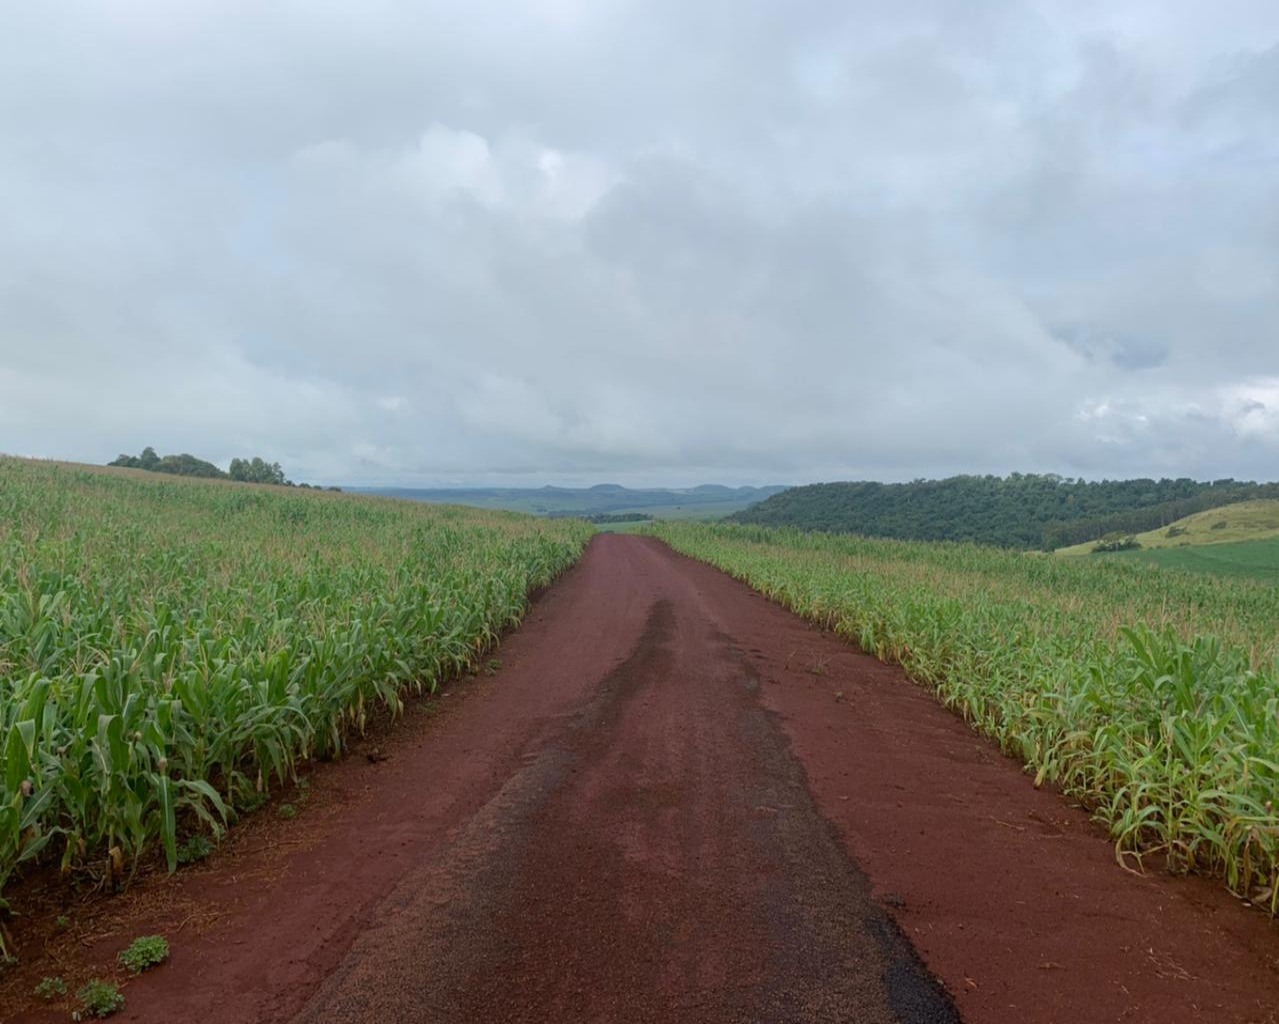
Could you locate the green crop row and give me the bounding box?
[652,522,1279,913]
[0,459,592,953]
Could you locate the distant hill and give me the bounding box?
[357,484,788,521]
[729,475,1279,550]
[1056,499,1279,555]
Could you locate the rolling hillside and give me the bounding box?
[1056,499,1279,554]
[1056,500,1279,582]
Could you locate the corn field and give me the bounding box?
[653,522,1279,913]
[0,459,591,950]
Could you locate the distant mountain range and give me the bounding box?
[354,484,788,520]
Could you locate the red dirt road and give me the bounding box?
[8,536,1279,1022]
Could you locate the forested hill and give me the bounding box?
[730,475,1279,550]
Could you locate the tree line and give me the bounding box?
[730,474,1279,550]
[108,448,340,491]
[546,511,655,523]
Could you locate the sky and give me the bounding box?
[2,1,1277,487]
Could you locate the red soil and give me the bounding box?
[4,535,1277,1022]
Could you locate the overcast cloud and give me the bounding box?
[2,0,1277,486]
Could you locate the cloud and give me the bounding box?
[1223,379,1279,440]
[1,0,1278,485]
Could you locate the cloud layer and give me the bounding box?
[2,1,1277,485]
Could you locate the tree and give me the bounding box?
[229,456,287,485]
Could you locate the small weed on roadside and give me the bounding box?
[176,834,215,865]
[74,979,124,1018]
[118,934,169,974]
[34,975,67,1000]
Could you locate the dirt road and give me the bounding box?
[10,536,1278,1022]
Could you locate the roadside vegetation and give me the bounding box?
[0,458,591,955]
[653,522,1279,912]
[731,474,1279,550]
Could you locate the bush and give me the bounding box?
[1092,533,1142,553]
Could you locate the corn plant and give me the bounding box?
[0,458,592,953]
